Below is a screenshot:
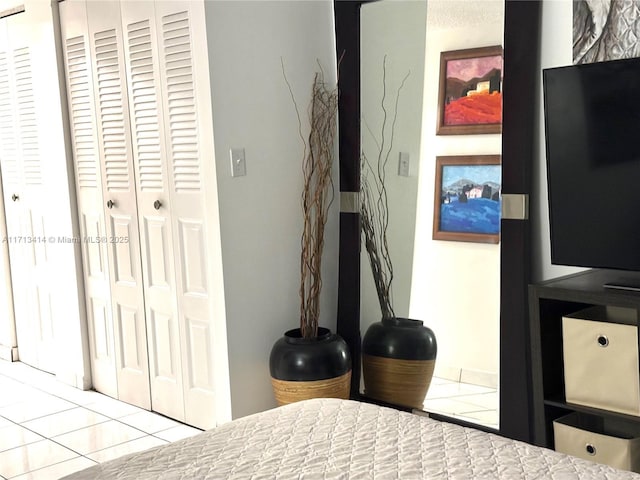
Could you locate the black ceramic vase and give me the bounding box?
[362,317,437,409]
[269,327,352,406]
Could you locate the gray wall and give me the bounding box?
[205,1,339,420]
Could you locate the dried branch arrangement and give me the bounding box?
[361,55,409,321]
[283,60,338,338]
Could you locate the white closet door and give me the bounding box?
[155,1,217,429]
[0,11,55,373]
[0,20,22,355]
[86,0,150,409]
[120,0,185,421]
[59,0,117,399]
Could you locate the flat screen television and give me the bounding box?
[543,57,640,289]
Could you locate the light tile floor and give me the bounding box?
[423,376,499,429]
[0,360,498,479]
[0,360,203,479]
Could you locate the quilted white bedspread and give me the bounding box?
[61,398,640,479]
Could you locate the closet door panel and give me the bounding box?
[142,215,182,416]
[177,218,214,404]
[86,0,150,409]
[59,0,117,398]
[121,0,184,421]
[14,43,52,370]
[0,13,54,372]
[155,1,216,429]
[0,24,26,363]
[178,219,207,295]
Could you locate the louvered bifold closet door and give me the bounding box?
[0,10,55,372]
[153,1,219,430]
[120,1,185,422]
[0,20,23,358]
[59,0,118,399]
[86,0,151,410]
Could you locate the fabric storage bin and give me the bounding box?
[562,306,640,416]
[554,412,640,472]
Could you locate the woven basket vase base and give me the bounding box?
[363,354,435,409]
[271,371,352,406]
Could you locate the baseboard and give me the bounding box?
[460,369,498,389]
[434,364,498,389]
[433,365,461,382]
[0,344,18,362]
[56,371,92,391]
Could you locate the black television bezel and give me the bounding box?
[543,57,640,284]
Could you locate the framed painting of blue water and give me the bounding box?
[432,155,501,244]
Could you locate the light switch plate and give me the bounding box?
[398,152,410,177]
[230,148,246,177]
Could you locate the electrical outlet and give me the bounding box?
[230,148,247,177]
[398,152,410,177]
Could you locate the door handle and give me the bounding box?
[153,200,162,210]
[106,199,115,209]
[11,194,18,202]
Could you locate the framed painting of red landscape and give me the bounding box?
[436,46,503,135]
[432,155,501,244]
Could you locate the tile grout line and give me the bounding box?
[0,364,191,478]
[423,376,499,429]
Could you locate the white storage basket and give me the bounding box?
[562,306,640,416]
[554,412,640,472]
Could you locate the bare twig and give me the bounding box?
[361,55,410,320]
[283,59,338,338]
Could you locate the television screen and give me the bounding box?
[543,57,640,272]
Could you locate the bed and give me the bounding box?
[61,398,640,479]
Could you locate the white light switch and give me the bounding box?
[398,152,410,177]
[230,148,247,177]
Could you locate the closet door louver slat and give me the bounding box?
[127,20,162,192]
[13,47,40,187]
[162,11,200,193]
[95,30,130,192]
[0,50,20,189]
[65,36,98,189]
